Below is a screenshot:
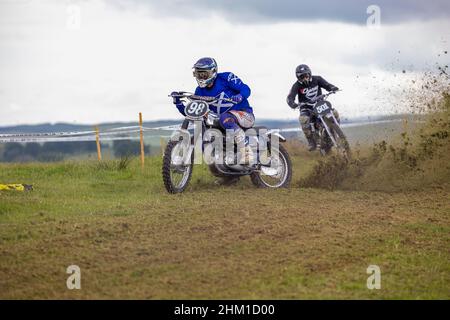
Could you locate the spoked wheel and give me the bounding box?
[319,131,333,156]
[162,140,193,194]
[250,144,292,188]
[328,121,351,160]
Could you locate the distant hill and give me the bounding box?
[0,113,420,134]
[0,120,180,134]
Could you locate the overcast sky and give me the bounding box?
[0,0,449,126]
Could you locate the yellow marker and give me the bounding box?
[0,184,33,191]
[95,126,102,161]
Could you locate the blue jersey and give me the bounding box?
[194,72,253,115]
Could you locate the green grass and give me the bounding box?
[0,153,449,299]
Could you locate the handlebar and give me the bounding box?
[311,90,339,102]
[168,91,193,99]
[295,90,340,109]
[169,91,236,104]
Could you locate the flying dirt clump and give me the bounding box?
[299,79,450,192]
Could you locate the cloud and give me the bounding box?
[112,0,450,25]
[0,0,448,126]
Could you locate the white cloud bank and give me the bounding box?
[0,0,449,126]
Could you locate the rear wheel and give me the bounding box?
[162,140,193,194]
[250,144,292,188]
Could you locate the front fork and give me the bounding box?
[170,119,198,166]
[318,112,340,147]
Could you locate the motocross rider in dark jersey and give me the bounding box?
[287,64,340,151]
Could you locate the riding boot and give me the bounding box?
[235,130,255,165]
[305,133,317,151]
[214,176,240,186]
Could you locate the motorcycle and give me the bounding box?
[162,92,292,193]
[297,91,350,159]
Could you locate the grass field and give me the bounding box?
[0,146,449,299]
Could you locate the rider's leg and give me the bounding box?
[220,111,255,165]
[228,111,256,166]
[228,110,255,129]
[299,109,316,151]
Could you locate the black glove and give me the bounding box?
[170,91,182,104]
[329,87,339,93]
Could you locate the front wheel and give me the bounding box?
[319,130,333,156]
[328,121,351,160]
[250,144,292,188]
[162,140,193,194]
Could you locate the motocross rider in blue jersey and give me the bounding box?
[172,57,256,184]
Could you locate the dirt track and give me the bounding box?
[0,157,449,299]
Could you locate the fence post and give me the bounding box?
[95,126,102,161]
[160,137,166,156]
[402,116,408,133]
[139,112,145,170]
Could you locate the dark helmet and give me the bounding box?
[296,64,312,85]
[193,57,218,88]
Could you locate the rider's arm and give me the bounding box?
[286,82,299,109]
[172,92,188,116]
[317,76,339,92]
[225,72,251,100]
[175,102,186,116]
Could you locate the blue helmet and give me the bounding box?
[193,57,218,88]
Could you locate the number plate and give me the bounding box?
[184,101,209,119]
[314,101,331,115]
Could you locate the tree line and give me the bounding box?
[0,140,151,162]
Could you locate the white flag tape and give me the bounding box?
[0,130,96,138]
[0,123,182,143]
[0,135,144,143]
[0,125,146,139]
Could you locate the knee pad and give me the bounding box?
[299,115,311,130]
[299,115,310,125]
[228,110,255,129]
[219,113,239,130]
[299,115,312,135]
